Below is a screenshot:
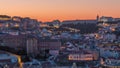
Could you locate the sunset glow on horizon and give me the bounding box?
[0,0,120,22]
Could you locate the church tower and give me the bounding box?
[96,14,99,22]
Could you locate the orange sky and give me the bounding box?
[0,0,120,22]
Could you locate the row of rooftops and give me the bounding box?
[0,15,39,23]
[0,33,61,42]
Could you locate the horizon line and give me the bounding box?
[0,14,119,22]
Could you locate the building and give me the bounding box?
[114,18,120,21]
[0,15,11,21]
[96,15,100,22]
[68,50,99,61]
[0,21,7,31]
[38,39,61,56]
[62,20,97,25]
[99,16,113,22]
[26,35,38,57]
[0,34,26,50]
[12,16,22,22]
[103,33,116,42]
[52,20,61,28]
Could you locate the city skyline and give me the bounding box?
[0,0,120,22]
[0,1,120,67]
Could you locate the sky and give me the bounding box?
[0,0,120,22]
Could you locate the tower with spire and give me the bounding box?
[96,14,99,22]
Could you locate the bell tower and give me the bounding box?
[96,14,99,22]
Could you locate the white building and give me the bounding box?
[99,16,113,22]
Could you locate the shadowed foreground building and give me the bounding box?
[0,34,26,50]
[0,33,61,57]
[26,36,39,57]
